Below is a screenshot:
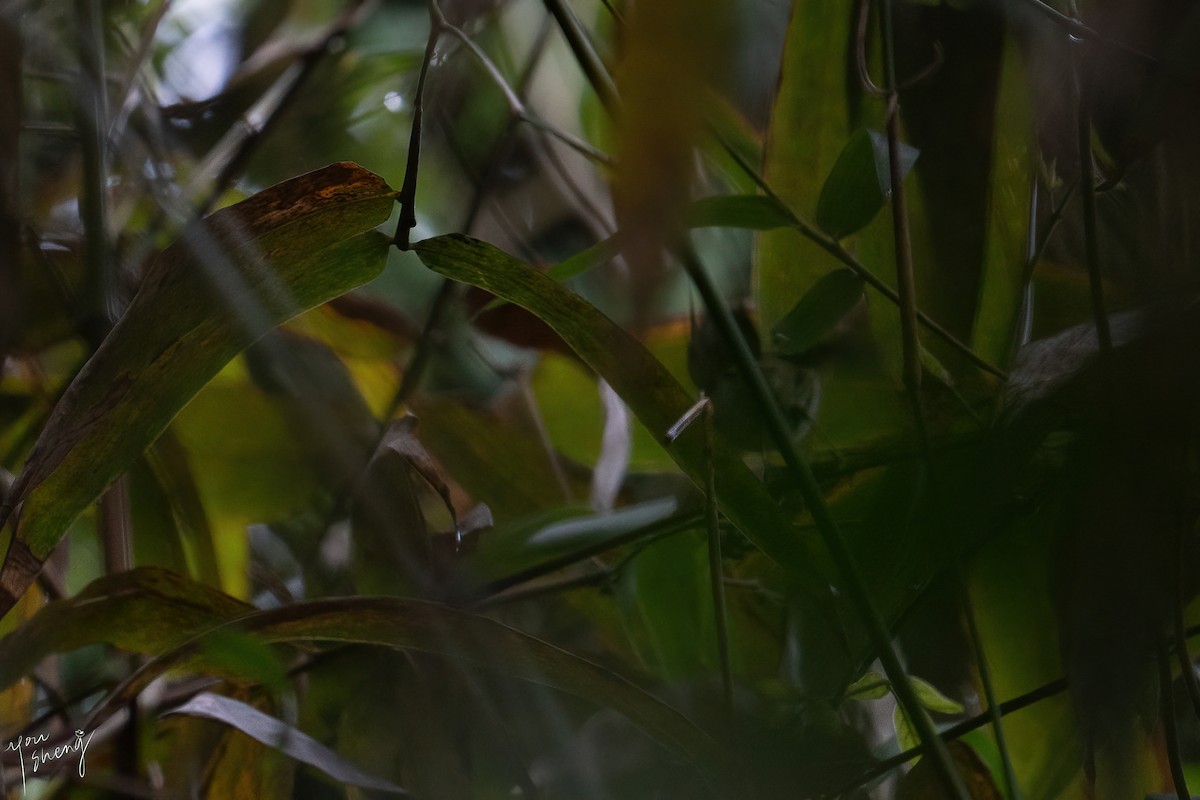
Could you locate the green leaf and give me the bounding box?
[911,675,964,715]
[894,702,920,755]
[618,528,715,678]
[0,163,396,618]
[817,129,919,240]
[5,568,730,787]
[0,567,252,691]
[687,194,796,230]
[479,236,619,313]
[465,497,682,588]
[166,692,407,794]
[412,234,833,603]
[198,629,290,695]
[843,670,891,701]
[969,41,1036,368]
[771,268,865,356]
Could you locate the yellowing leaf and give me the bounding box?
[0,163,396,620]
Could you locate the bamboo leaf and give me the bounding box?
[166,692,408,794]
[5,569,728,787]
[771,268,865,356]
[817,129,919,240]
[412,234,834,602]
[0,567,252,691]
[0,163,396,619]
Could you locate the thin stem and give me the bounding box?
[393,9,440,250]
[540,0,619,114]
[703,401,735,722]
[834,676,1069,796]
[875,0,968,793]
[678,244,968,800]
[1014,0,1158,66]
[1074,38,1112,357]
[438,23,614,167]
[75,0,115,337]
[958,575,1022,799]
[712,129,1007,380]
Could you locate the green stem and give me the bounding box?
[540,0,619,114]
[712,130,1007,380]
[1074,39,1112,358]
[704,401,735,723]
[678,244,968,800]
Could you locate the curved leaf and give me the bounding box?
[771,268,865,356]
[2,569,728,788]
[412,234,833,602]
[0,567,252,691]
[0,163,396,618]
[166,692,407,795]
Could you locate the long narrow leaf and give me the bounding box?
[0,163,396,619]
[412,234,833,602]
[166,693,408,794]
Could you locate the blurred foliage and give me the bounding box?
[2,0,1200,798]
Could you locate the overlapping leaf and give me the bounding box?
[413,234,833,602]
[0,163,396,619]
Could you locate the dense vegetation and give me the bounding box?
[2,0,1200,797]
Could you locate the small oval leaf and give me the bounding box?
[816,129,919,239]
[771,268,865,356]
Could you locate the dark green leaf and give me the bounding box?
[465,497,681,588]
[0,567,252,691]
[816,129,919,239]
[480,236,619,313]
[771,268,865,356]
[412,234,833,603]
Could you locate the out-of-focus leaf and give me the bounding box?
[687,194,796,231]
[199,629,290,695]
[894,702,919,755]
[969,42,1035,368]
[413,234,833,602]
[532,351,678,473]
[896,741,1003,800]
[817,129,919,240]
[771,269,865,356]
[103,595,730,787]
[843,670,890,701]
[0,567,252,692]
[0,163,396,619]
[464,497,681,588]
[613,0,732,314]
[202,722,294,800]
[412,397,590,522]
[351,415,441,597]
[167,692,407,795]
[146,430,223,586]
[910,675,964,715]
[618,528,716,678]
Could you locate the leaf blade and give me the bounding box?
[412,234,833,602]
[0,163,396,617]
